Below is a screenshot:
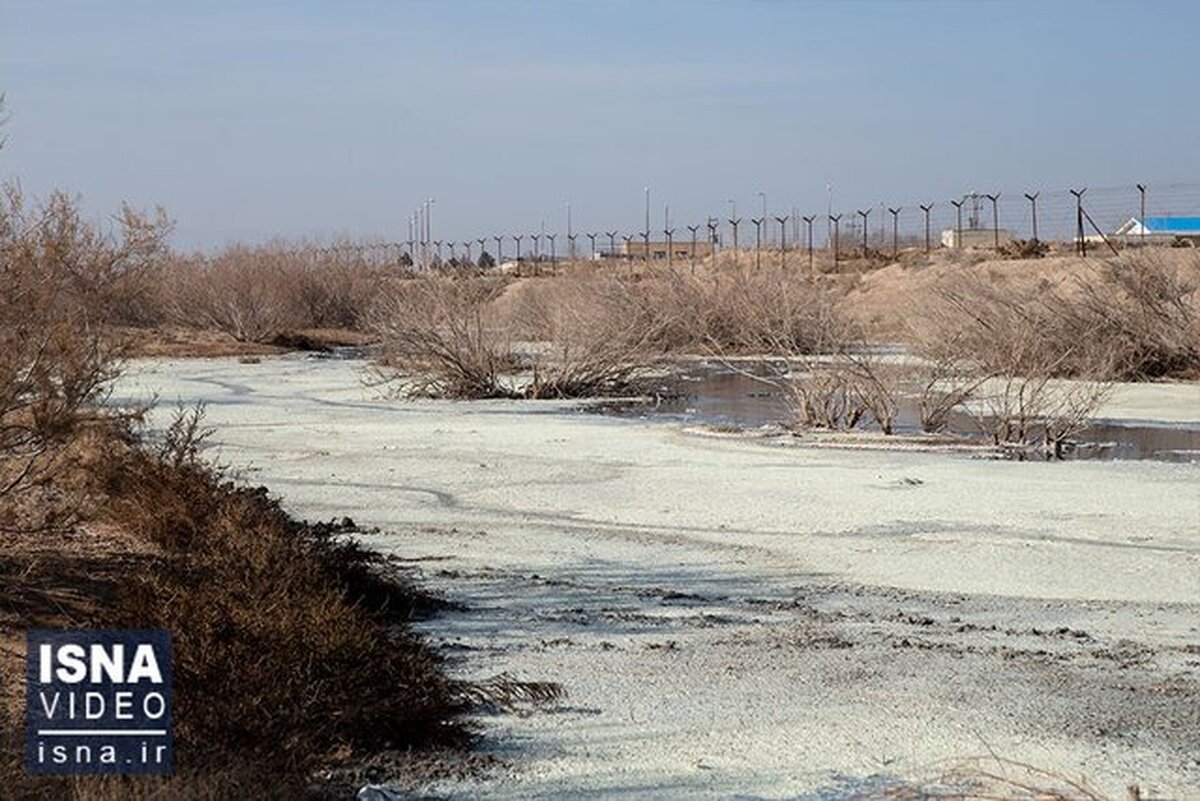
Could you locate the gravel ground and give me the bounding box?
[115,356,1200,799]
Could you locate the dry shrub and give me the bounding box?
[372,270,672,399]
[0,186,166,528]
[1073,251,1199,379]
[369,274,516,398]
[164,243,390,342]
[640,266,854,354]
[999,237,1050,259]
[85,411,473,783]
[911,271,1115,454]
[510,270,672,397]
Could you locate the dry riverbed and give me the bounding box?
[115,355,1200,799]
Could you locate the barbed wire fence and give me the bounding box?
[212,180,1199,270]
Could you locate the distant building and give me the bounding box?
[1113,217,1200,245]
[941,228,1013,249]
[618,240,715,260]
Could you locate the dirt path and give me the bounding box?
[115,356,1200,799]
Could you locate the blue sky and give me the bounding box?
[2,0,1197,249]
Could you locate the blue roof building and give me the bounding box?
[1115,216,1200,236]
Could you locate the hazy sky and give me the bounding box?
[2,0,1197,250]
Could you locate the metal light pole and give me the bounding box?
[803,214,816,274]
[1024,192,1039,243]
[888,207,901,259]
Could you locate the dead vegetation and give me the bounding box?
[0,185,556,797]
[0,185,167,530]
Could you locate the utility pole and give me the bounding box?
[1024,192,1039,243]
[888,207,901,259]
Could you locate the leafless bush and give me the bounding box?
[911,272,1115,455]
[166,247,302,342]
[999,237,1050,259]
[0,185,166,525]
[511,270,673,398]
[163,243,393,341]
[368,274,517,398]
[1073,251,1199,379]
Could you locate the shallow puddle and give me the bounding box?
[602,362,1200,463]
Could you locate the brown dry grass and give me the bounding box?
[0,408,541,798]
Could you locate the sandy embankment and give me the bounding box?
[115,356,1200,799]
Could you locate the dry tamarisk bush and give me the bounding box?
[0,186,168,528]
[511,270,674,398]
[911,272,1115,455]
[368,274,518,398]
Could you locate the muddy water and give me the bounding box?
[604,362,1200,462]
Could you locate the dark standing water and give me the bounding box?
[601,362,1200,463]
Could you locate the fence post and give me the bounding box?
[919,204,934,254]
